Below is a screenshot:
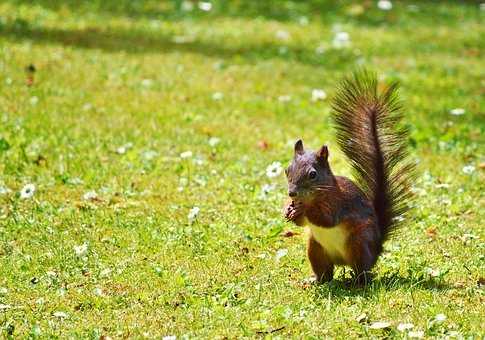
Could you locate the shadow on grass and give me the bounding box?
[311,274,450,300]
[0,19,357,67]
[4,0,480,25]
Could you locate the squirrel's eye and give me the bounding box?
[309,170,317,179]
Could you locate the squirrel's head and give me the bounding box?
[285,139,334,201]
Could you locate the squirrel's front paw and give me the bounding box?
[284,201,303,222]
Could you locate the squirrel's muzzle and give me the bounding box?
[288,183,299,197]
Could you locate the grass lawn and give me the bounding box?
[0,0,484,338]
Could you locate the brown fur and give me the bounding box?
[307,236,334,282]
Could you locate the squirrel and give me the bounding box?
[284,70,415,285]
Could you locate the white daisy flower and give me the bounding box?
[276,30,290,41]
[212,92,223,100]
[181,1,194,11]
[83,190,98,201]
[377,0,393,11]
[172,36,194,44]
[142,150,158,161]
[180,151,193,159]
[198,2,212,11]
[30,96,39,105]
[93,287,104,296]
[116,142,132,155]
[100,268,112,278]
[141,79,153,87]
[20,183,36,199]
[434,314,447,323]
[266,161,283,178]
[425,267,441,277]
[193,157,204,166]
[275,248,288,261]
[278,95,291,103]
[332,31,350,49]
[208,137,220,147]
[0,185,11,195]
[188,206,200,223]
[315,44,326,54]
[311,89,327,102]
[67,177,83,185]
[299,16,309,26]
[74,243,88,257]
[261,184,275,195]
[397,323,414,331]
[449,108,465,115]
[462,165,475,174]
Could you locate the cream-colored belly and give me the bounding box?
[307,221,349,263]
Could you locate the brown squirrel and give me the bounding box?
[284,70,415,284]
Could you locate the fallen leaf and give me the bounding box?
[408,330,424,338]
[299,276,316,289]
[356,313,367,323]
[453,281,465,288]
[258,140,269,150]
[53,311,68,319]
[281,230,299,237]
[425,227,437,239]
[369,321,391,329]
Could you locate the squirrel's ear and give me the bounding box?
[294,139,304,155]
[317,145,329,161]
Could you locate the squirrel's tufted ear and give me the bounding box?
[294,139,304,155]
[317,145,329,161]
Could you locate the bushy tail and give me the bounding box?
[331,70,415,241]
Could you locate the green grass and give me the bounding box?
[0,0,484,338]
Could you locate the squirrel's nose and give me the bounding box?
[288,190,297,197]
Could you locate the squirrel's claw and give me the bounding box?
[284,201,304,222]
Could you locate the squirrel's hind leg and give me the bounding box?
[307,236,334,283]
[347,221,380,286]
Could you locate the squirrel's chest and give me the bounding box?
[307,221,349,264]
